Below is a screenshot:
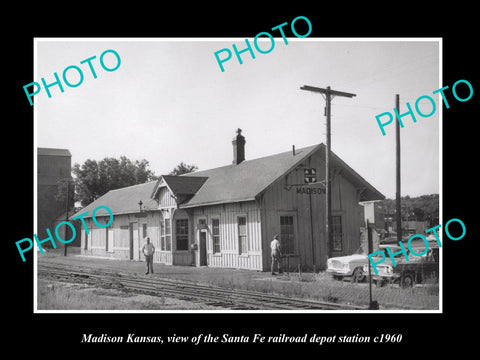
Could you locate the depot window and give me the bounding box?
[160,219,172,251]
[176,219,189,251]
[212,218,221,254]
[332,215,343,252]
[280,215,295,255]
[238,216,247,254]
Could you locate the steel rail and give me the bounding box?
[37,261,365,310]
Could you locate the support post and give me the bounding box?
[395,94,402,245]
[309,186,316,269]
[64,180,70,257]
[325,86,332,260]
[367,219,379,310]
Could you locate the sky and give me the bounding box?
[35,38,440,199]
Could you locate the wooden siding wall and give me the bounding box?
[156,187,195,265]
[192,201,262,270]
[79,185,198,266]
[261,152,361,271]
[78,157,362,273]
[80,211,175,265]
[158,186,176,207]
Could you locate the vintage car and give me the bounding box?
[380,235,410,244]
[363,246,439,287]
[426,234,438,242]
[361,244,410,285]
[395,247,439,287]
[326,252,367,282]
[363,256,398,286]
[326,245,395,283]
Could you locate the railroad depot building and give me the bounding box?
[75,130,384,271]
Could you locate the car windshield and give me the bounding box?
[353,247,365,255]
[371,246,409,258]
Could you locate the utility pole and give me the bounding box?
[64,179,70,257]
[300,85,356,262]
[367,218,378,310]
[395,94,402,245]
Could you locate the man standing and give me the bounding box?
[270,235,282,275]
[142,236,155,275]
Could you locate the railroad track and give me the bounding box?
[37,261,365,310]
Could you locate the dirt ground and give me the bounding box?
[36,247,439,311]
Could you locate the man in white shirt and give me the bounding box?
[142,236,155,274]
[270,235,282,275]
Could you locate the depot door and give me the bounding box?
[129,222,138,260]
[199,231,207,266]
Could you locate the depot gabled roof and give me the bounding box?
[154,143,384,209]
[74,181,158,218]
[177,144,320,207]
[150,175,209,202]
[74,143,384,218]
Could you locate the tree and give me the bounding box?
[169,162,198,176]
[381,194,438,223]
[54,178,76,212]
[412,207,425,221]
[70,156,158,207]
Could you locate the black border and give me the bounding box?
[6,4,476,354]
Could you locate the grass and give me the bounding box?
[37,279,217,310]
[37,253,439,310]
[199,270,439,310]
[37,271,439,310]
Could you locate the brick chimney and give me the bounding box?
[232,128,246,165]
